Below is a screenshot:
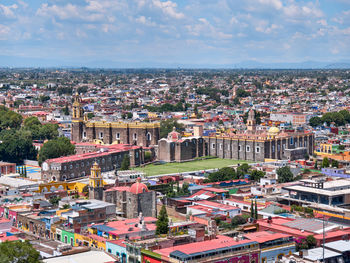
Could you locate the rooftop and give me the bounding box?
[243,231,292,244]
[155,235,256,258]
[45,144,140,164]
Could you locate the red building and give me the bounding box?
[0,162,16,175]
[142,235,260,263]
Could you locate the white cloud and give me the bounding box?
[257,0,282,10]
[0,4,18,18]
[136,16,156,26]
[0,24,10,39]
[152,0,184,19]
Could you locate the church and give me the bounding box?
[88,162,157,218]
[71,93,160,147]
[157,109,314,162]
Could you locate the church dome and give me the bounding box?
[167,127,181,142]
[268,126,280,135]
[130,178,149,194]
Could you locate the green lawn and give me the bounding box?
[133,158,252,176]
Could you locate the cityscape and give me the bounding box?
[1,1,350,263]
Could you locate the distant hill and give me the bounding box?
[0,55,349,69]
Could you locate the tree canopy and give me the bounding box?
[23,116,59,140]
[277,166,294,183]
[0,241,40,263]
[0,106,23,131]
[156,205,169,235]
[0,129,37,164]
[160,119,185,138]
[120,154,130,170]
[38,136,75,165]
[311,109,350,127]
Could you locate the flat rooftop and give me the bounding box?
[325,240,350,252]
[42,250,116,263]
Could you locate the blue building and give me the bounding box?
[106,240,127,263]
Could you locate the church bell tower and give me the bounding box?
[71,92,84,142]
[247,108,256,132]
[89,162,103,200]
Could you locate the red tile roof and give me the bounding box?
[154,235,253,256]
[244,231,291,243]
[46,144,140,164]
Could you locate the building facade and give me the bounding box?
[41,144,143,182]
[104,179,157,219]
[157,110,314,163]
[71,93,160,146]
[158,128,205,162]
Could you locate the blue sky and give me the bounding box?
[1,0,350,67]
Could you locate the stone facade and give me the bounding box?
[42,146,143,182]
[157,128,205,162]
[71,93,160,147]
[157,113,314,163]
[204,133,314,162]
[158,137,205,162]
[104,187,157,219]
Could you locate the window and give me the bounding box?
[246,146,250,152]
[256,146,260,153]
[212,143,216,149]
[147,132,151,141]
[238,145,241,151]
[133,133,137,140]
[99,132,103,139]
[219,143,222,150]
[290,137,294,145]
[272,145,275,152]
[82,131,86,138]
[116,133,120,139]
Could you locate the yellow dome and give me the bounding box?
[268,126,280,134]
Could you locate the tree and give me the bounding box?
[207,167,236,182]
[250,170,265,182]
[62,104,69,115]
[322,157,330,168]
[38,137,75,165]
[306,235,317,249]
[254,200,258,220]
[309,116,322,127]
[0,129,37,164]
[250,200,254,218]
[331,159,339,168]
[236,163,251,178]
[339,110,350,123]
[277,166,294,183]
[156,205,169,235]
[314,160,318,169]
[231,215,246,227]
[0,107,23,131]
[160,119,185,138]
[120,154,130,170]
[0,240,40,263]
[49,196,61,206]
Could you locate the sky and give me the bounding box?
[1,0,350,67]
